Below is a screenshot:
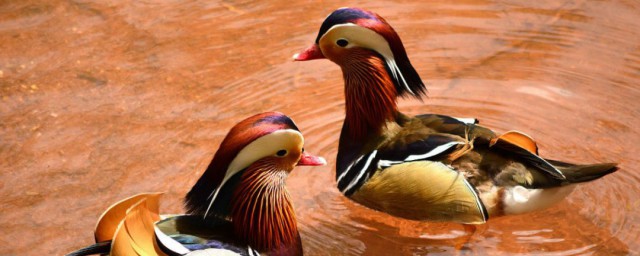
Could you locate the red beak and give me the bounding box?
[297,151,327,166]
[293,44,325,61]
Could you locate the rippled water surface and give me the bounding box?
[1,0,639,255]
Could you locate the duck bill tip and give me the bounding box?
[297,152,327,166]
[293,44,325,61]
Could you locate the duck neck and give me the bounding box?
[342,50,399,141]
[230,159,300,254]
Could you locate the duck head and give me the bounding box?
[294,7,426,98]
[184,112,325,252]
[294,8,426,139]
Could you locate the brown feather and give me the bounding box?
[353,14,427,98]
[343,49,398,140]
[185,112,299,217]
[230,158,298,252]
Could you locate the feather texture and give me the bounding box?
[231,158,300,253]
[185,112,299,219]
[343,49,398,139]
[110,197,163,256]
[296,7,619,223]
[94,193,162,243]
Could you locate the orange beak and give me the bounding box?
[293,44,325,61]
[297,151,327,166]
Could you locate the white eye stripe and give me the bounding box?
[320,24,393,58]
[203,129,303,218]
[320,24,415,95]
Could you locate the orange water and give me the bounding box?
[1,1,638,255]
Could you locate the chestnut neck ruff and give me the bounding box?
[230,158,299,253]
[342,49,398,140]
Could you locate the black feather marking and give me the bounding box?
[255,114,299,131]
[155,215,253,256]
[337,151,379,196]
[545,159,618,183]
[378,135,462,162]
[65,241,112,256]
[337,136,464,196]
[315,8,378,43]
[184,169,245,219]
[491,140,565,180]
[383,52,426,99]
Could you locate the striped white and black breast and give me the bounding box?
[155,215,260,256]
[336,134,466,196]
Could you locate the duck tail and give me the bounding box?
[66,241,111,256]
[546,159,619,183]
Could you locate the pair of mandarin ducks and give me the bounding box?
[69,7,618,256]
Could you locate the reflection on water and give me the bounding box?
[1,0,638,255]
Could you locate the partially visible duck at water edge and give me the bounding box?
[68,112,326,256]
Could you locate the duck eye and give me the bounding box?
[276,150,287,157]
[336,39,348,47]
[301,147,305,153]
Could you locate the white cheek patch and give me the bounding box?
[203,129,303,217]
[227,129,303,176]
[320,24,415,95]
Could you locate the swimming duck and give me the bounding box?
[68,112,326,256]
[293,7,618,224]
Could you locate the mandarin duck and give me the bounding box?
[68,112,326,256]
[293,7,618,224]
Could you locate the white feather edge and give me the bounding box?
[337,154,365,184]
[154,226,191,255]
[453,117,478,124]
[502,185,576,215]
[461,178,487,222]
[154,217,255,256]
[338,141,464,191]
[341,150,378,193]
[377,141,464,168]
[404,141,465,162]
[340,141,464,194]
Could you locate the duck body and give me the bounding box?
[295,7,618,224]
[154,214,301,256]
[337,112,616,224]
[70,195,270,256]
[68,112,326,256]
